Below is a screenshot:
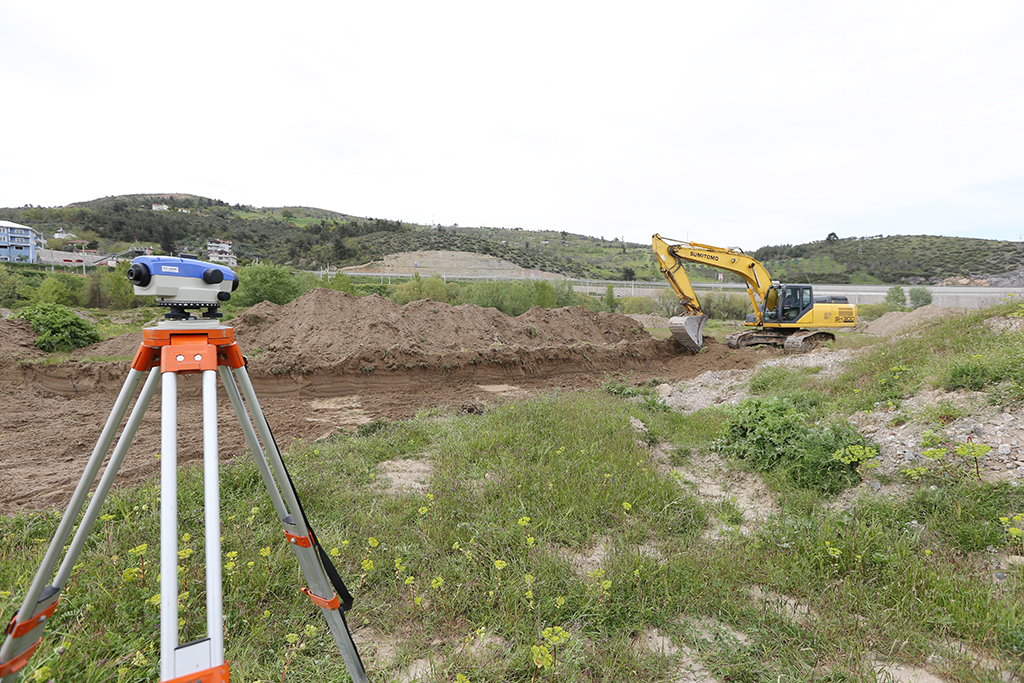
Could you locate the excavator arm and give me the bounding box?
[652,234,779,351]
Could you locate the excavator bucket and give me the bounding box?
[668,314,708,352]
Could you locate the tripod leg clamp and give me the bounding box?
[283,530,311,548]
[0,637,41,677]
[300,587,340,611]
[5,596,60,638]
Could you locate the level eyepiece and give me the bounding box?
[126,262,151,287]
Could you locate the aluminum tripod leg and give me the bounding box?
[1,367,160,683]
[221,364,369,683]
[159,368,226,682]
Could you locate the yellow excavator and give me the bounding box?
[652,234,857,353]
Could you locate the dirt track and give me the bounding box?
[0,290,772,515]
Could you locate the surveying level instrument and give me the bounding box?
[0,256,369,683]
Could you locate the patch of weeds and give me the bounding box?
[669,446,692,467]
[908,481,1024,552]
[748,366,817,396]
[888,412,909,427]
[999,513,1024,555]
[902,429,989,482]
[357,419,389,437]
[600,376,668,412]
[944,359,993,391]
[719,398,871,493]
[917,399,968,426]
[654,406,732,457]
[710,499,744,526]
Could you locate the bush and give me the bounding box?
[232,263,302,307]
[908,286,933,309]
[701,291,751,320]
[620,296,658,315]
[16,303,101,352]
[885,285,907,308]
[0,270,19,307]
[721,397,868,493]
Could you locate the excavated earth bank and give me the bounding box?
[0,290,769,514]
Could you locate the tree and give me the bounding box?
[657,288,681,317]
[322,272,354,294]
[603,284,617,313]
[826,232,839,241]
[0,270,20,307]
[885,285,907,308]
[421,275,450,302]
[532,280,557,308]
[621,267,636,281]
[281,209,294,219]
[24,276,76,306]
[908,286,933,309]
[232,263,302,307]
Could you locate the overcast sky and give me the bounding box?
[2,2,1023,250]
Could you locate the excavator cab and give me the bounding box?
[761,285,813,324]
[779,285,813,323]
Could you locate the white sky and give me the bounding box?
[2,1,1023,250]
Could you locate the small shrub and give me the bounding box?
[721,397,869,493]
[885,285,907,308]
[908,286,932,309]
[944,360,992,392]
[17,303,101,352]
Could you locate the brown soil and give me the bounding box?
[0,290,770,514]
[863,304,966,337]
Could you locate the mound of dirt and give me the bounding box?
[863,305,966,337]
[233,289,641,354]
[0,317,45,369]
[78,289,658,374]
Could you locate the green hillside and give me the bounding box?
[3,195,1022,284]
[753,235,1024,285]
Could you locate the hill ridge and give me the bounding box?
[2,193,1022,285]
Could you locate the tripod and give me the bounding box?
[1,319,369,683]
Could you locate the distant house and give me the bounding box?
[53,227,77,239]
[205,238,237,267]
[152,203,169,211]
[0,220,45,263]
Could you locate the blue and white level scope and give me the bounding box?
[127,255,238,305]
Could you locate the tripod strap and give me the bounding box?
[278,452,355,612]
[261,416,365,663]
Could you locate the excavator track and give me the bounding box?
[724,328,834,353]
[782,330,835,354]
